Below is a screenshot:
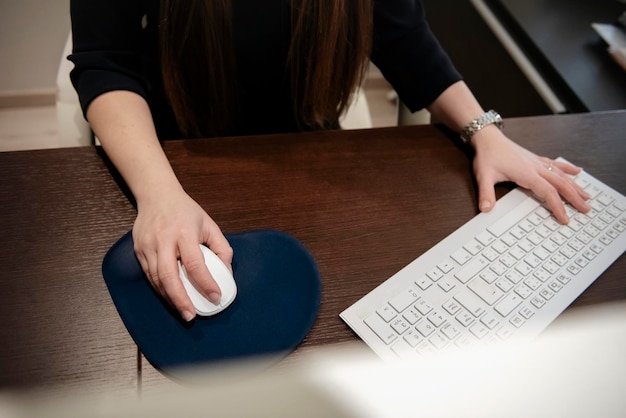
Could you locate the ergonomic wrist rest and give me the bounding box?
[102,229,321,380]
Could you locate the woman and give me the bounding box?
[70,0,590,322]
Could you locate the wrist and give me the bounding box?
[460,110,503,146]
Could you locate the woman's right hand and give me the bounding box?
[86,91,233,321]
[132,189,233,322]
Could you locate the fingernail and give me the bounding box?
[182,311,195,322]
[209,293,221,304]
[479,201,491,211]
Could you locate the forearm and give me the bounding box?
[86,91,185,206]
[426,81,496,138]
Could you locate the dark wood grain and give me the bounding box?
[0,148,138,390]
[1,111,624,390]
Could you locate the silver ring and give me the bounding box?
[547,163,553,171]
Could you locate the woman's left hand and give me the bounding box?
[470,126,591,224]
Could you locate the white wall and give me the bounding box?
[0,0,70,95]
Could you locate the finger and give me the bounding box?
[553,160,581,176]
[204,226,234,273]
[474,168,497,213]
[179,240,222,304]
[541,188,569,224]
[551,162,591,201]
[543,166,591,215]
[136,248,162,292]
[156,248,197,322]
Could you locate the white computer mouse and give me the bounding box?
[178,244,237,317]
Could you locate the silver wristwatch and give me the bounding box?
[460,110,503,144]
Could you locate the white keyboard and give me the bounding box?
[341,161,626,361]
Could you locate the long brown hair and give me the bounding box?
[159,0,373,138]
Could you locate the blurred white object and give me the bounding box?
[0,302,624,418]
[592,23,626,72]
[340,87,373,130]
[55,32,93,148]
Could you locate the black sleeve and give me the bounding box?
[68,0,158,118]
[371,0,463,112]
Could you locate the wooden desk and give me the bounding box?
[1,111,624,392]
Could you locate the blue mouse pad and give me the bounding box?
[102,229,321,379]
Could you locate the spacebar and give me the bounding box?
[487,197,540,237]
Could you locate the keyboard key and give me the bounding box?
[415,300,433,315]
[451,248,472,265]
[480,313,500,329]
[556,274,571,285]
[442,299,462,316]
[479,269,498,284]
[514,284,533,299]
[597,193,614,206]
[494,293,522,317]
[468,279,504,305]
[530,296,546,308]
[524,254,543,268]
[441,322,461,340]
[568,239,585,252]
[365,313,397,345]
[377,305,397,322]
[438,278,456,293]
[454,291,486,317]
[514,262,533,276]
[590,243,604,254]
[403,308,421,325]
[544,219,560,231]
[496,327,513,341]
[437,259,455,273]
[505,270,523,284]
[491,240,509,254]
[391,317,411,334]
[548,281,563,293]
[509,315,525,328]
[482,248,498,262]
[613,200,626,212]
[476,230,496,246]
[542,260,559,274]
[470,323,489,339]
[426,267,444,282]
[533,268,550,282]
[415,276,433,290]
[488,197,539,237]
[567,264,582,275]
[428,310,446,327]
[509,246,526,260]
[499,254,516,268]
[429,333,448,349]
[523,277,541,291]
[519,306,534,319]
[575,257,589,268]
[416,320,436,337]
[540,288,555,300]
[389,286,420,312]
[454,255,489,284]
[489,261,507,276]
[495,278,513,293]
[455,311,475,327]
[501,233,518,247]
[463,238,484,256]
[403,329,422,347]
